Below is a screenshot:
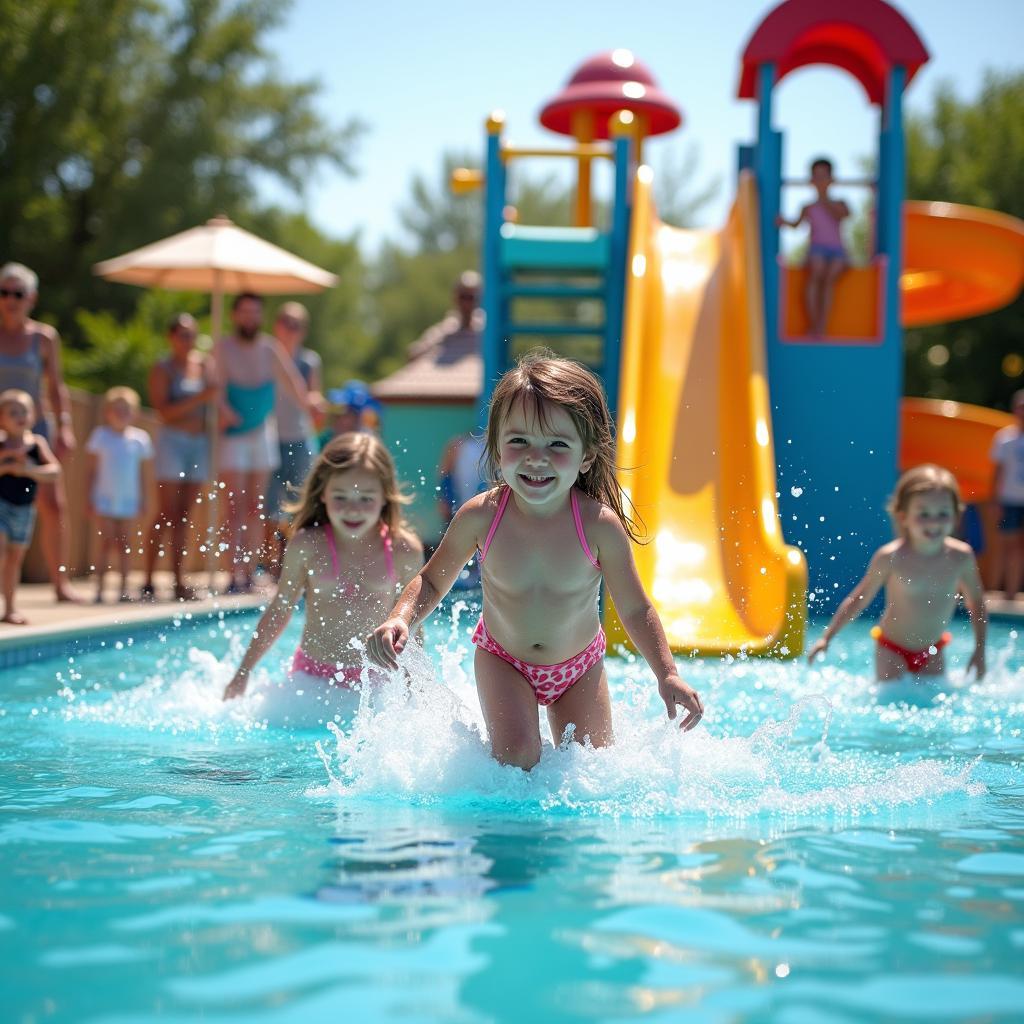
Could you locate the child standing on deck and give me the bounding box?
[86,387,154,602]
[0,389,60,624]
[223,433,423,718]
[367,352,704,771]
[808,465,987,682]
[777,156,850,338]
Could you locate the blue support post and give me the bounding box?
[604,132,632,424]
[479,114,507,427]
[754,63,781,350]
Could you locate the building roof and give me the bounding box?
[371,316,483,402]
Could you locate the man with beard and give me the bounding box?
[214,292,309,594]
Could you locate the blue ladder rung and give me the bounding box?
[504,282,606,300]
[500,225,610,271]
[508,323,606,337]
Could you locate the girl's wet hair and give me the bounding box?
[888,464,963,536]
[484,349,643,542]
[287,432,408,538]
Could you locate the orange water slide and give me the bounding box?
[899,202,1024,493]
[902,201,1024,328]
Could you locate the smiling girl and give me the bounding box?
[808,464,987,681]
[223,433,422,708]
[368,351,703,769]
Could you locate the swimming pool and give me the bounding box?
[2,603,1023,1023]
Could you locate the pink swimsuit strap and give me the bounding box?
[324,521,396,583]
[478,486,599,569]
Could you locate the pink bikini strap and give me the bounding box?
[571,489,600,569]
[324,521,395,582]
[381,523,396,583]
[479,486,511,563]
[324,521,339,578]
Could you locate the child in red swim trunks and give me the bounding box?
[808,465,987,682]
[368,351,703,770]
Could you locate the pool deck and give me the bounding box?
[0,572,269,663]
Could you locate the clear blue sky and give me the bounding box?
[264,0,1023,250]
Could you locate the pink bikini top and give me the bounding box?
[479,486,600,570]
[324,521,396,587]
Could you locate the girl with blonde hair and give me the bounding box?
[224,433,422,712]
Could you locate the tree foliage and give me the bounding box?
[903,72,1024,408]
[0,0,363,356]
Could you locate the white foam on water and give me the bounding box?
[313,634,987,822]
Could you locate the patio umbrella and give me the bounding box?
[94,215,338,586]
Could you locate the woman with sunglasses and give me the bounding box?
[0,262,80,603]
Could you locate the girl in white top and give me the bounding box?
[86,387,154,602]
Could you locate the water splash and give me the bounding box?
[315,637,984,822]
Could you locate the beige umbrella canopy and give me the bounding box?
[93,214,338,293]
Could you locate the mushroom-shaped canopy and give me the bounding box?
[540,49,682,139]
[738,0,928,106]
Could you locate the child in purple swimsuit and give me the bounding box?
[223,433,423,713]
[368,351,703,770]
[777,156,851,338]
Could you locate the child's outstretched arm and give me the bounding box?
[223,537,306,700]
[19,436,61,481]
[807,548,891,663]
[367,500,481,670]
[958,551,988,678]
[775,205,807,230]
[594,511,704,731]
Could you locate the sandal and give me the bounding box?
[174,584,198,601]
[140,583,156,602]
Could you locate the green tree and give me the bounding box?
[902,72,1024,408]
[0,0,363,336]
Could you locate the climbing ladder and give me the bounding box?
[478,116,634,423]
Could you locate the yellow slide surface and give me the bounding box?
[607,170,806,657]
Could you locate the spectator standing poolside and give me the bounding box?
[0,262,81,602]
[214,292,309,594]
[143,314,218,601]
[86,387,154,603]
[264,302,323,579]
[991,388,1024,599]
[0,390,60,624]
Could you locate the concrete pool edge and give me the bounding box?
[0,594,267,668]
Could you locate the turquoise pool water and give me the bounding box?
[2,603,1023,1023]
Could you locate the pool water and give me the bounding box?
[2,603,1023,1023]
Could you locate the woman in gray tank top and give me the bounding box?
[0,262,80,602]
[143,313,218,600]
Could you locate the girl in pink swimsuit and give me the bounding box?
[368,352,703,770]
[223,433,423,713]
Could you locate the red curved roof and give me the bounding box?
[738,0,929,105]
[540,50,682,139]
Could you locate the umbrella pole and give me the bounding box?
[206,279,223,592]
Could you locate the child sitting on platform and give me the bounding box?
[777,156,850,338]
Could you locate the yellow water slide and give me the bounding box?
[607,169,806,657]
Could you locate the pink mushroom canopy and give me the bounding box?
[539,50,682,139]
